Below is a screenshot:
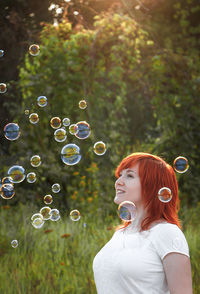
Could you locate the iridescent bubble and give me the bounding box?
[50,117,62,129]
[70,209,81,221]
[54,128,67,142]
[37,96,47,107]
[50,209,60,222]
[4,123,21,141]
[29,44,40,56]
[69,124,78,135]
[32,218,45,229]
[173,156,189,173]
[31,213,43,222]
[158,187,172,203]
[2,177,12,185]
[27,172,37,183]
[29,113,39,124]
[0,83,7,94]
[0,183,15,200]
[44,194,53,205]
[11,240,18,248]
[0,50,4,57]
[63,118,70,127]
[40,206,52,220]
[75,121,90,139]
[118,201,137,222]
[25,110,29,115]
[30,155,41,167]
[79,100,87,109]
[61,143,81,165]
[93,141,106,156]
[52,183,61,193]
[7,165,25,184]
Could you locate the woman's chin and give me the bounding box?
[114,197,121,205]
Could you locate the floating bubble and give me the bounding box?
[69,124,78,135]
[158,187,172,203]
[50,117,62,129]
[50,209,60,222]
[118,201,137,222]
[173,156,189,173]
[44,194,53,205]
[29,113,39,124]
[52,183,61,193]
[54,128,67,142]
[2,177,12,185]
[93,141,107,156]
[8,165,25,184]
[79,100,87,109]
[75,121,90,139]
[40,206,52,220]
[31,213,43,222]
[63,118,70,127]
[29,44,40,56]
[0,83,7,94]
[37,96,47,107]
[27,172,37,183]
[0,183,15,200]
[4,123,21,141]
[61,143,81,165]
[32,217,45,229]
[30,155,41,167]
[0,50,4,57]
[25,110,29,115]
[70,209,81,221]
[11,240,18,248]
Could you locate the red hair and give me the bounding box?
[115,152,182,232]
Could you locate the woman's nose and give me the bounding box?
[115,176,125,187]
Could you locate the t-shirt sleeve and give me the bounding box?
[150,223,190,261]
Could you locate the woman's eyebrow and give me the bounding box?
[126,169,136,174]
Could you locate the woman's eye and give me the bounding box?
[127,174,134,178]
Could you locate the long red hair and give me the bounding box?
[115,152,182,232]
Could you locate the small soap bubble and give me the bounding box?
[118,201,137,222]
[75,121,90,139]
[54,128,67,142]
[0,50,4,57]
[32,217,45,229]
[52,183,61,193]
[25,110,29,115]
[44,194,53,205]
[37,96,47,107]
[69,124,78,135]
[29,113,39,124]
[29,44,40,56]
[0,183,15,200]
[0,83,7,94]
[11,240,18,248]
[50,209,60,221]
[61,143,81,165]
[70,209,81,221]
[50,117,62,129]
[27,172,37,183]
[30,155,41,167]
[40,206,52,220]
[63,118,70,127]
[2,177,12,185]
[7,165,25,184]
[93,141,106,156]
[31,213,43,221]
[4,123,21,141]
[79,100,87,109]
[173,156,189,173]
[158,187,172,203]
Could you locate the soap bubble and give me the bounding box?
[93,141,107,156]
[37,96,47,107]
[40,206,52,220]
[173,156,189,173]
[25,110,29,115]
[50,209,61,221]
[69,124,78,135]
[11,240,18,248]
[118,201,137,222]
[158,187,172,203]
[27,172,37,183]
[70,209,81,221]
[50,117,62,129]
[75,121,90,139]
[31,213,43,222]
[1,177,12,185]
[52,183,61,193]
[63,118,70,127]
[29,113,39,124]
[0,50,4,57]
[8,165,25,184]
[32,217,45,229]
[0,83,7,94]
[29,44,40,56]
[44,194,53,205]
[4,123,21,141]
[30,155,41,167]
[61,143,81,165]
[54,128,67,142]
[0,183,15,200]
[79,100,87,109]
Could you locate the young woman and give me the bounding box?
[93,152,193,294]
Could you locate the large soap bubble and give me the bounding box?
[118,201,137,222]
[8,165,25,184]
[61,143,81,165]
[0,183,15,200]
[158,187,172,203]
[75,121,90,139]
[4,123,21,141]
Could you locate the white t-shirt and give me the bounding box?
[93,222,190,294]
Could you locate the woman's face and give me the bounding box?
[114,163,142,207]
